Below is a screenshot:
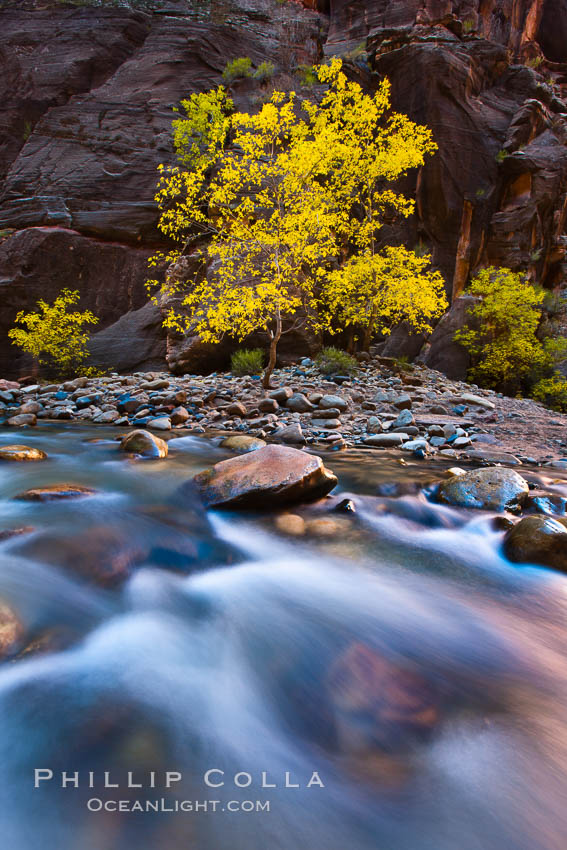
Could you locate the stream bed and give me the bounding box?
[1,424,567,850]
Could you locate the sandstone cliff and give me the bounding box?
[1,0,566,377]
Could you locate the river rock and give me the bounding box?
[0,602,23,659]
[503,515,567,572]
[14,484,98,502]
[275,513,306,535]
[192,445,338,509]
[258,398,278,413]
[319,395,348,412]
[392,394,412,410]
[327,642,439,753]
[7,413,37,427]
[367,416,382,434]
[171,406,189,425]
[400,439,430,452]
[0,445,47,462]
[457,393,496,410]
[93,409,120,424]
[120,429,168,458]
[393,408,414,428]
[437,467,529,511]
[221,435,266,453]
[0,526,35,542]
[273,423,306,445]
[140,379,169,391]
[287,393,314,413]
[364,433,408,447]
[226,401,247,417]
[147,416,171,431]
[18,401,41,415]
[269,387,293,405]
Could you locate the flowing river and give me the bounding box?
[1,424,567,850]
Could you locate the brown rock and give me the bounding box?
[0,445,47,461]
[170,406,190,425]
[503,515,567,572]
[14,484,97,502]
[220,435,267,453]
[437,467,529,511]
[258,398,279,413]
[327,642,439,753]
[192,445,338,509]
[0,602,23,659]
[226,401,247,417]
[275,513,306,535]
[120,429,168,458]
[7,413,37,427]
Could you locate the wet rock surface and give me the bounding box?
[437,467,530,511]
[120,429,168,458]
[0,445,47,461]
[192,445,338,509]
[503,515,567,572]
[14,484,98,502]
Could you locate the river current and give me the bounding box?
[1,424,567,850]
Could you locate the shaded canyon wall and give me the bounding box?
[1,0,567,377]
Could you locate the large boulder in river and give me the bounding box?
[503,515,567,573]
[120,429,168,459]
[192,445,338,509]
[437,467,529,512]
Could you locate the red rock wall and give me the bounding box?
[1,0,567,377]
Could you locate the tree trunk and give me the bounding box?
[263,308,282,389]
[363,305,377,351]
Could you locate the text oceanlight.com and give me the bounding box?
[33,769,325,813]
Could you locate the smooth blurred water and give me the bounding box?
[1,424,567,850]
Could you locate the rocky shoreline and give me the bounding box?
[2,356,567,468]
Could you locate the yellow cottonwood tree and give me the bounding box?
[306,59,447,346]
[149,59,446,382]
[149,88,336,387]
[8,289,98,377]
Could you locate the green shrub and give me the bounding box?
[344,41,367,62]
[222,57,253,84]
[297,64,318,86]
[527,56,543,69]
[462,19,476,34]
[8,288,99,377]
[231,348,264,376]
[495,149,508,164]
[532,373,567,411]
[454,267,567,393]
[253,61,275,83]
[315,346,358,376]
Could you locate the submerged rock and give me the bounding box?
[0,526,35,542]
[0,602,23,659]
[221,435,266,453]
[275,513,306,536]
[14,484,97,502]
[120,429,168,459]
[503,515,567,573]
[437,467,529,512]
[192,445,338,509]
[0,445,47,462]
